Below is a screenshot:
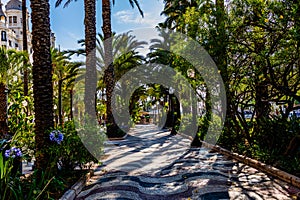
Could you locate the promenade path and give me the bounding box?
[76,124,298,200]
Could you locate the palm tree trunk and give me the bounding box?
[0,83,9,138]
[102,0,122,138]
[30,0,54,172]
[84,0,97,121]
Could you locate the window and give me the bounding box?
[1,31,6,41]
[20,18,22,24]
[8,16,12,24]
[9,40,12,47]
[15,43,18,48]
[13,16,17,23]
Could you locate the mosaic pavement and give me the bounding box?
[75,125,298,200]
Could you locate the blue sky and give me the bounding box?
[2,0,165,52]
[50,0,165,52]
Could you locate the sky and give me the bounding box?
[2,0,165,52]
[51,0,165,52]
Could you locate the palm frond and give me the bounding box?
[128,0,144,17]
[55,0,77,8]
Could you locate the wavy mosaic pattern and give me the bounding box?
[76,125,294,200]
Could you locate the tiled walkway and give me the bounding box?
[75,125,298,200]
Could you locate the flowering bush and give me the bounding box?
[44,121,105,171]
[57,120,105,170]
[49,130,64,144]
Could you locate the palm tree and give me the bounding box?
[69,31,146,126]
[55,0,97,121]
[64,62,83,121]
[83,0,97,120]
[72,31,146,76]
[56,0,143,137]
[102,0,143,137]
[30,0,54,172]
[51,48,82,126]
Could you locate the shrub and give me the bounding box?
[55,120,105,171]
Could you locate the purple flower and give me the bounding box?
[4,149,10,158]
[50,132,56,141]
[49,130,64,144]
[57,133,64,144]
[14,148,22,157]
[4,147,22,158]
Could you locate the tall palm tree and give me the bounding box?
[55,0,97,121]
[30,0,54,171]
[83,0,97,120]
[56,0,143,137]
[103,0,143,137]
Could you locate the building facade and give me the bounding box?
[0,0,55,53]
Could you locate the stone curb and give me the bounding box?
[59,169,94,200]
[177,132,300,189]
[200,141,300,189]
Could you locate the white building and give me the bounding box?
[0,0,55,53]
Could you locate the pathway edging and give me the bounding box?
[200,140,300,189]
[59,169,94,200]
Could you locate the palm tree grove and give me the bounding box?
[0,0,300,199]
